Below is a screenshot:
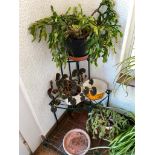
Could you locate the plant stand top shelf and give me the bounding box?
[68,55,89,62]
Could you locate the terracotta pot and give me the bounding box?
[63,129,90,155]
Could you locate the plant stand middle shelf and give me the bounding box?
[50,90,111,126]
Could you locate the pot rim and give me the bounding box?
[63,128,91,155]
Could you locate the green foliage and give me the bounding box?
[28,0,122,68]
[87,110,135,155]
[88,126,135,155]
[114,56,135,93]
[48,69,87,107]
[109,126,135,155]
[88,0,123,65]
[86,105,133,140]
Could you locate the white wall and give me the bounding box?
[19,0,134,140]
[19,0,66,135]
[19,79,42,152]
[19,135,29,155]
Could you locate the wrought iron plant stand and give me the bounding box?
[42,55,111,155]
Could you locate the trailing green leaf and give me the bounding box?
[28,1,122,68]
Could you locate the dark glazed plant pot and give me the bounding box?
[67,37,88,57]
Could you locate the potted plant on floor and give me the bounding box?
[88,113,135,155]
[28,0,122,67]
[86,105,134,140]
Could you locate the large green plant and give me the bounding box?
[86,106,134,140]
[28,0,122,68]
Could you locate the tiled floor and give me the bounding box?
[33,110,109,155]
[33,145,59,155]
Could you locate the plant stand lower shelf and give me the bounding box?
[42,110,109,155]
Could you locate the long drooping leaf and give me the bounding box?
[28,1,122,68]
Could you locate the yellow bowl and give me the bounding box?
[86,92,105,100]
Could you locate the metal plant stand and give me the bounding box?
[43,55,111,155]
[52,55,111,125]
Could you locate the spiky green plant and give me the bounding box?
[109,126,135,155]
[88,126,135,155]
[114,56,135,93]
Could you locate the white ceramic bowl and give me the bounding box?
[63,129,91,155]
[83,78,108,101]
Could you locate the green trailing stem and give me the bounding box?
[28,0,122,68]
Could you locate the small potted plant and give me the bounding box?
[28,0,122,68]
[48,68,88,110]
[47,69,101,112]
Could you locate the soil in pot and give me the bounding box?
[64,131,88,155]
[66,33,88,57]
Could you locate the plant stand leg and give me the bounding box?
[67,105,74,119]
[106,90,111,107]
[53,111,58,126]
[60,64,63,76]
[88,57,90,80]
[76,62,80,83]
[68,60,72,79]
